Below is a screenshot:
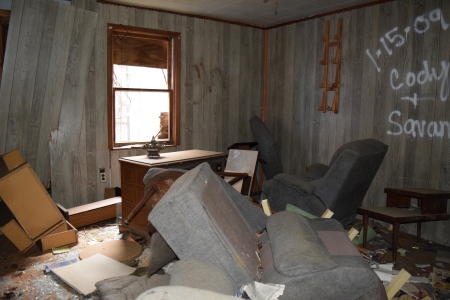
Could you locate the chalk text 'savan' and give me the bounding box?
[387,110,450,138]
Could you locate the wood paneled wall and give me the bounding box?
[0,0,98,208]
[266,0,450,246]
[0,0,263,208]
[71,0,264,190]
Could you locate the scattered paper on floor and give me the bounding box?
[242,282,285,300]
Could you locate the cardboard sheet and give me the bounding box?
[51,253,135,295]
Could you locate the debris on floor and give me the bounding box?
[0,220,148,299]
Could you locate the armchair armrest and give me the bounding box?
[273,173,316,196]
[306,163,329,180]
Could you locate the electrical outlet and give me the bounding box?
[99,168,106,183]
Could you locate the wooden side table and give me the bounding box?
[358,188,450,263]
[384,188,450,215]
[119,150,226,235]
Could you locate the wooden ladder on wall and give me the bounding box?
[318,18,342,114]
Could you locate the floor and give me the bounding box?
[1,218,450,299]
[0,220,145,300]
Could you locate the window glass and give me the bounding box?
[114,90,169,143]
[108,24,180,149]
[113,65,168,90]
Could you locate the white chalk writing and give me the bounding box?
[364,8,450,138]
[366,8,448,72]
[400,93,434,108]
[387,110,450,138]
[390,60,450,103]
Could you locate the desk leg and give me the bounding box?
[362,214,368,248]
[392,222,399,264]
[417,222,421,243]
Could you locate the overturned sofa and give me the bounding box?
[97,162,387,299]
[150,162,386,299]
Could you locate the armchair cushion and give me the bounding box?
[306,163,329,180]
[273,173,315,196]
[170,259,235,296]
[266,211,337,277]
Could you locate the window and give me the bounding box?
[107,24,180,149]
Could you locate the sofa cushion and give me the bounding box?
[146,232,177,276]
[136,286,239,300]
[169,259,235,296]
[266,211,337,277]
[96,274,170,300]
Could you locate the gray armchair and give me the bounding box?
[249,115,283,181]
[265,138,388,225]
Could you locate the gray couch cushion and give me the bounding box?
[136,286,239,300]
[96,274,170,300]
[146,232,177,276]
[273,173,316,196]
[266,211,337,277]
[169,259,235,296]
[262,216,386,300]
[149,163,262,292]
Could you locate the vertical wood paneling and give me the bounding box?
[228,25,240,143]
[202,20,211,150]
[34,4,76,184]
[94,3,109,199]
[182,16,194,150]
[281,25,295,172]
[221,24,230,151]
[192,17,204,149]
[6,0,46,154]
[267,0,450,246]
[0,0,24,155]
[25,1,58,171]
[49,8,98,208]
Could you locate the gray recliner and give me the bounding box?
[249,115,283,181]
[264,138,388,225]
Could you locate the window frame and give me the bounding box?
[107,23,180,149]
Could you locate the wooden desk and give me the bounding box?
[357,206,449,263]
[119,150,226,234]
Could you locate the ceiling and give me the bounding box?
[103,0,385,28]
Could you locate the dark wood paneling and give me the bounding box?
[266,0,450,246]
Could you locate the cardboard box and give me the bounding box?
[0,149,76,252]
[38,220,78,252]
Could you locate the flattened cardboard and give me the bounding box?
[0,164,65,239]
[38,221,78,252]
[1,220,34,251]
[0,149,26,177]
[0,149,67,252]
[51,253,135,295]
